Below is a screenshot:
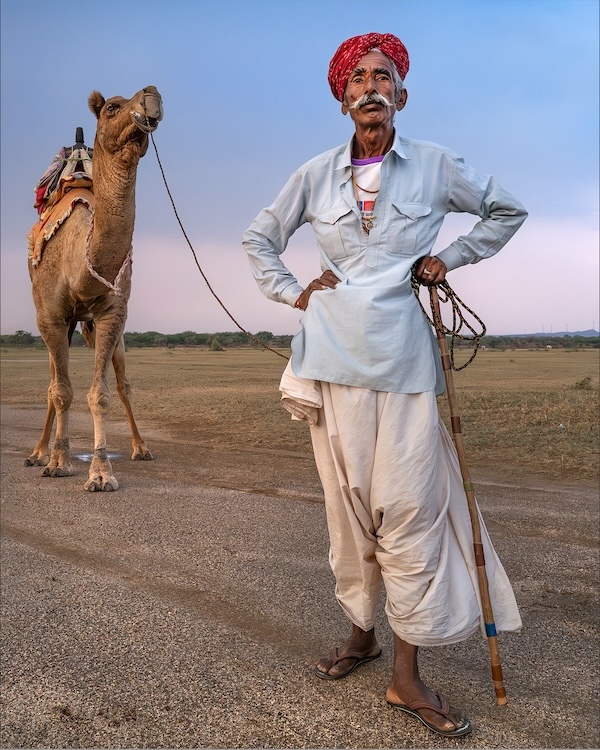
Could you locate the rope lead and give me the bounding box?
[150,134,289,360]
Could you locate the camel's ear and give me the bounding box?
[88,91,105,119]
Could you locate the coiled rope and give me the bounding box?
[150,133,485,369]
[411,274,486,370]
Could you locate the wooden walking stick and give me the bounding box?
[429,284,508,706]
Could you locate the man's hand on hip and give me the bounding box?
[295,270,340,310]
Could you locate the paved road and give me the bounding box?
[1,405,598,748]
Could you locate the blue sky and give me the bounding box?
[1,0,598,335]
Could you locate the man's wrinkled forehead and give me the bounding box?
[348,50,395,80]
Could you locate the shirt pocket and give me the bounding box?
[389,202,432,256]
[313,203,360,260]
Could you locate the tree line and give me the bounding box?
[0,329,294,350]
[479,335,598,349]
[1,329,597,350]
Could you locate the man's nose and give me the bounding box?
[364,74,377,93]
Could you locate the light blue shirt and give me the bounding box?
[243,131,527,394]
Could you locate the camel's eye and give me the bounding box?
[105,103,119,116]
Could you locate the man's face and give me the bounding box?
[342,50,406,128]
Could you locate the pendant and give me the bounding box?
[363,213,376,232]
[358,200,376,234]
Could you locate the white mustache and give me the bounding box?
[349,92,392,110]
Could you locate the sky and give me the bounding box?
[1,0,598,336]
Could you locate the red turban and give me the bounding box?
[328,32,410,102]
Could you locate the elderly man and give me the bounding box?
[243,32,526,737]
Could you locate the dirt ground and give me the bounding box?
[1,396,599,748]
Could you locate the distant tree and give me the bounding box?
[124,331,158,347]
[14,330,35,346]
[233,331,249,344]
[217,331,247,346]
[254,331,274,343]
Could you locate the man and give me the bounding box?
[243,32,526,738]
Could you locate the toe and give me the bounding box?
[315,657,334,675]
[328,657,356,677]
[432,707,469,734]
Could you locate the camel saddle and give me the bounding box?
[28,129,95,268]
[34,128,94,216]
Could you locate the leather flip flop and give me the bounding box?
[313,646,382,680]
[387,693,472,737]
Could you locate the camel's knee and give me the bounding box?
[87,386,110,415]
[50,382,73,412]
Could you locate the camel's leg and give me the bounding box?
[37,325,74,477]
[25,353,56,466]
[112,336,153,461]
[85,318,120,492]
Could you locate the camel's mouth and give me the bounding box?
[131,110,160,133]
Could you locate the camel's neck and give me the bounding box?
[86,147,139,273]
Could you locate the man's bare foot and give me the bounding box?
[314,625,381,680]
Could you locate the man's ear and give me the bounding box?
[396,88,408,112]
[341,99,349,115]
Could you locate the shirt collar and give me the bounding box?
[335,129,409,171]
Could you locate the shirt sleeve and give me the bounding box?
[435,154,528,272]
[242,171,307,307]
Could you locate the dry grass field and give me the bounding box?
[1,345,598,481]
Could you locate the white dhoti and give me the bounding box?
[280,362,521,647]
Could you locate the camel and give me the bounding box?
[26,86,163,491]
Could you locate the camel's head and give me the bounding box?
[88,86,163,162]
